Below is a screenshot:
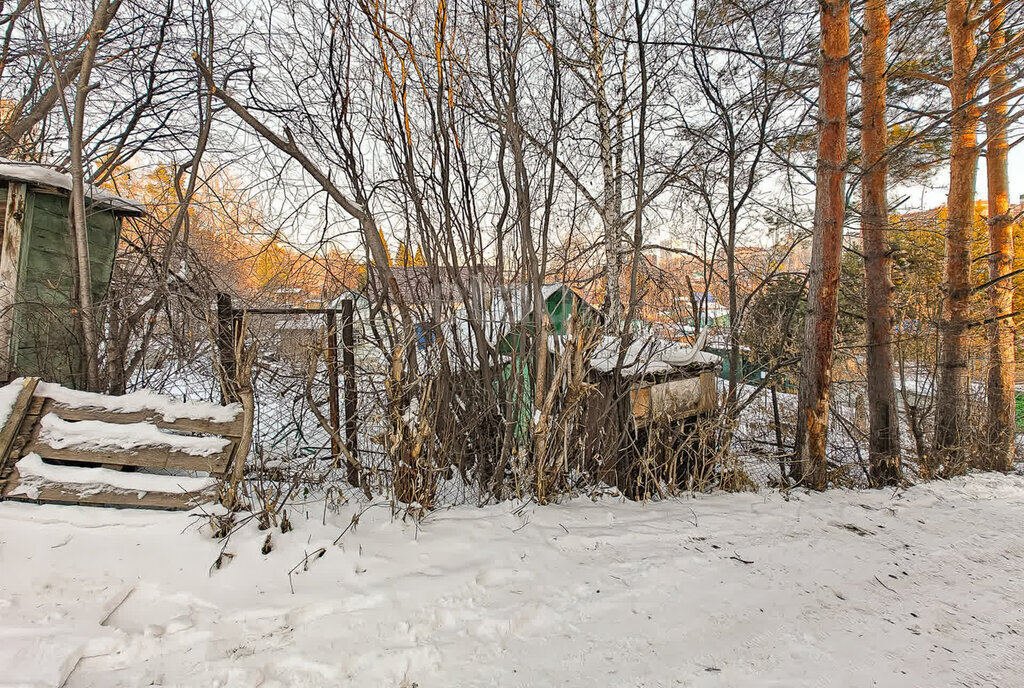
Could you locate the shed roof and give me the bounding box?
[499,282,582,323]
[551,329,721,380]
[0,158,146,216]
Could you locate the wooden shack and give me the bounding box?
[578,331,721,497]
[0,159,144,386]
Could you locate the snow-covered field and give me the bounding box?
[2,474,1022,688]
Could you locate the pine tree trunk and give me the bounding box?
[791,0,850,490]
[861,0,901,485]
[981,5,1016,472]
[933,0,980,475]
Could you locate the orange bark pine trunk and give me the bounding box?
[860,0,901,486]
[792,0,850,490]
[933,0,980,475]
[981,6,1016,472]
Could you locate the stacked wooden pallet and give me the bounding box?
[0,378,244,510]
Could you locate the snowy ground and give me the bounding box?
[2,474,1023,688]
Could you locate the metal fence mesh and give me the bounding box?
[123,296,1017,512]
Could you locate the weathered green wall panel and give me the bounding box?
[546,290,571,334]
[9,191,122,386]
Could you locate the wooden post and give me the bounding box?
[325,310,342,464]
[226,383,254,509]
[770,381,791,486]
[771,383,784,454]
[342,299,358,465]
[216,293,238,403]
[0,183,28,379]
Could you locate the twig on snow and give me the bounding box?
[288,547,327,594]
[874,575,898,594]
[729,552,754,565]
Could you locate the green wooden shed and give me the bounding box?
[497,283,600,355]
[0,159,145,387]
[487,283,602,442]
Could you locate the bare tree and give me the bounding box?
[678,0,813,411]
[66,0,125,391]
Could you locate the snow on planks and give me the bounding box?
[0,378,243,510]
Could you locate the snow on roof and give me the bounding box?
[444,284,720,378]
[502,283,576,322]
[0,158,146,216]
[326,291,370,309]
[361,265,500,306]
[578,329,720,378]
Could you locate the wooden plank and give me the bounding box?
[41,402,243,437]
[11,395,49,458]
[0,182,28,376]
[1,395,45,486]
[2,477,214,511]
[23,441,232,473]
[211,439,237,479]
[631,373,717,424]
[0,380,242,509]
[631,386,652,419]
[0,377,40,492]
[698,370,717,415]
[0,377,39,460]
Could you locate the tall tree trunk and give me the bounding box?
[861,0,901,486]
[69,0,117,392]
[587,0,622,334]
[791,0,849,490]
[981,5,1016,472]
[933,0,980,475]
[726,148,740,406]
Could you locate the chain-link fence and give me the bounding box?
[200,294,1016,513]
[223,301,757,507]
